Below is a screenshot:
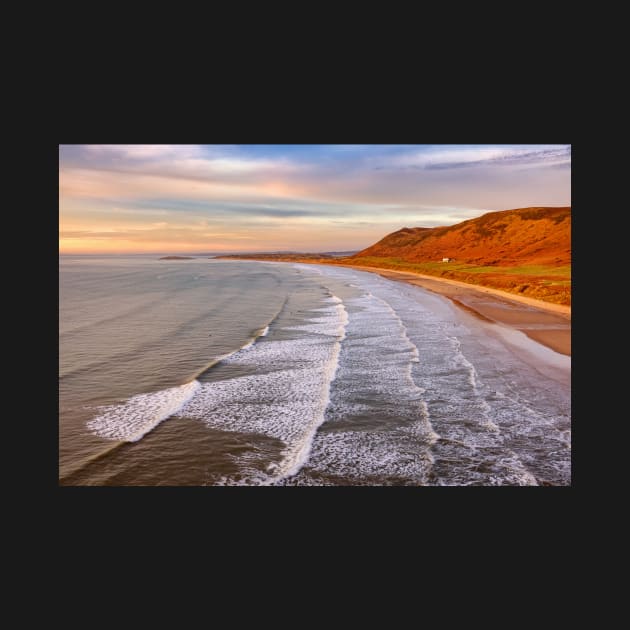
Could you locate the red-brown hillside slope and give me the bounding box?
[355,207,570,266]
[346,207,571,305]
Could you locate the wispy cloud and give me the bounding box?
[82,144,206,160]
[425,146,571,170]
[373,145,571,171]
[59,144,570,253]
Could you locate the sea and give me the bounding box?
[59,255,571,486]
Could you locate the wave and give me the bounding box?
[273,297,347,479]
[83,292,348,483]
[285,290,439,484]
[365,293,434,433]
[192,295,288,380]
[293,264,323,275]
[180,294,348,484]
[87,380,201,442]
[85,295,291,444]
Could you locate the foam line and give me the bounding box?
[180,295,348,484]
[279,290,440,485]
[87,380,201,442]
[86,305,284,442]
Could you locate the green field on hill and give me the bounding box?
[338,257,571,305]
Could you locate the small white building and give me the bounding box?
[442,257,453,263]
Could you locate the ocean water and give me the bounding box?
[59,256,571,486]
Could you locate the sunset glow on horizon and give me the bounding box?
[59,144,571,254]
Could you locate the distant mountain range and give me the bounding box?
[216,250,358,260]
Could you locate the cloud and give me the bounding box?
[61,230,140,239]
[373,145,571,171]
[425,146,571,170]
[65,145,302,181]
[59,166,275,202]
[60,144,571,253]
[82,144,205,160]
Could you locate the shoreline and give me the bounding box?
[329,263,572,357]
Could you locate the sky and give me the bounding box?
[59,144,571,254]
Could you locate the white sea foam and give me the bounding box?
[293,264,323,274]
[283,290,439,484]
[84,261,570,485]
[431,448,540,486]
[87,380,201,442]
[240,338,256,351]
[86,311,280,444]
[370,280,570,484]
[179,295,348,484]
[310,267,570,484]
[283,427,437,485]
[303,267,568,484]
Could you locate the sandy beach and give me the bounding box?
[333,264,571,356]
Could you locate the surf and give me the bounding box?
[87,380,201,442]
[179,293,348,484]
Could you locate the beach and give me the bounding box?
[60,143,572,486]
[332,264,571,356]
[61,257,571,485]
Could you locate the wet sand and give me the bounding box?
[333,264,571,356]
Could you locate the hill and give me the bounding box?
[355,207,570,266]
[215,251,357,262]
[346,207,571,305]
